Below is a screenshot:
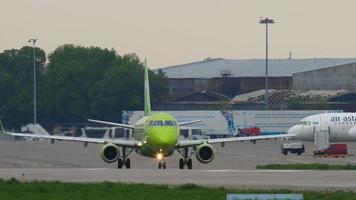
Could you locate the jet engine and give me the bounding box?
[195,143,215,163]
[100,144,120,163]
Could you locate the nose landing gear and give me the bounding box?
[158,160,166,169]
[157,152,167,169]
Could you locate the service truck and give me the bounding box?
[281,142,305,155]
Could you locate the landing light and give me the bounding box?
[156,153,163,160]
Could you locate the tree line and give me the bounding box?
[0,44,168,128]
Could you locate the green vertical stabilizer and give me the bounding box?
[144,59,151,116]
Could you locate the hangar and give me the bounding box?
[155,58,356,100]
[293,62,356,90]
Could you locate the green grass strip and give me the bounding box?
[256,163,356,170]
[0,179,355,200]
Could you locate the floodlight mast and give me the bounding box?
[259,18,274,110]
[28,38,38,124]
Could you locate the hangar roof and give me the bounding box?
[154,58,356,78]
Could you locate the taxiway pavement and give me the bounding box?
[0,140,356,190]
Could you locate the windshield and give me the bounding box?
[149,120,177,127]
[301,121,311,126]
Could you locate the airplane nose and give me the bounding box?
[348,127,356,139]
[148,129,178,150]
[287,125,302,137]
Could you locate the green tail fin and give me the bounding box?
[144,59,151,116]
[0,119,6,134]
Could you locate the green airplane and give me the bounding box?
[0,60,296,169]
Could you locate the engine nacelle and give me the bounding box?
[195,143,215,164]
[100,144,120,163]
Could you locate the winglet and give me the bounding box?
[0,119,7,135]
[144,58,151,116]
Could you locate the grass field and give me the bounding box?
[0,179,355,200]
[256,163,356,170]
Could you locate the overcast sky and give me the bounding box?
[1,0,356,68]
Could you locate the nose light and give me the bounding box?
[156,153,163,160]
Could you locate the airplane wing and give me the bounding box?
[87,119,134,129]
[178,120,202,126]
[3,132,139,147]
[0,121,139,147]
[176,133,297,148]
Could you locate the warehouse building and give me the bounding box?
[293,62,356,90]
[155,58,356,100]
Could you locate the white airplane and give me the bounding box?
[287,113,356,142]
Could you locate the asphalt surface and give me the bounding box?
[0,140,356,191]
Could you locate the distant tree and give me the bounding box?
[41,44,169,123]
[0,47,46,128]
[0,44,169,127]
[40,44,117,123]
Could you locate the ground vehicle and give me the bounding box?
[313,143,348,156]
[281,142,305,155]
[237,127,260,137]
[236,127,260,144]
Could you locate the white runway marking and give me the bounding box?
[197,169,309,173]
[78,168,108,171]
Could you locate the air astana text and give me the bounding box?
[330,116,356,122]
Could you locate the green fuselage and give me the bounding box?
[133,112,179,158]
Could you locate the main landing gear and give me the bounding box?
[177,147,193,169]
[118,146,134,169]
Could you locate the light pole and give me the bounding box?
[28,38,38,124]
[259,17,274,110]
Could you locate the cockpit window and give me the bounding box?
[149,120,176,127]
[302,121,311,126]
[152,120,163,126]
[164,121,176,126]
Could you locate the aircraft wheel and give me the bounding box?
[118,158,123,169]
[163,162,166,169]
[187,159,192,169]
[125,158,131,169]
[158,162,162,169]
[179,158,184,169]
